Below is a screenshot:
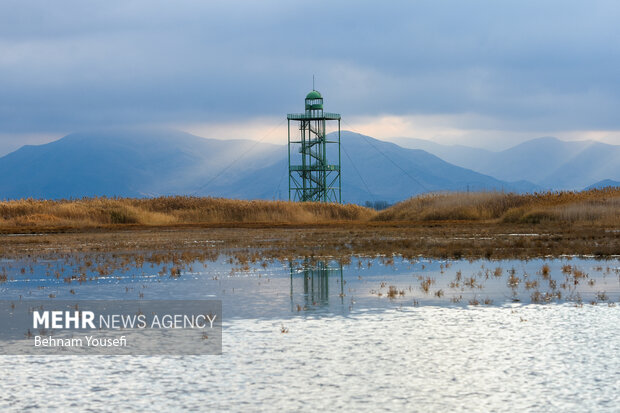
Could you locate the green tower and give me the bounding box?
[287,90,341,203]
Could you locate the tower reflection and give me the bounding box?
[290,259,344,310]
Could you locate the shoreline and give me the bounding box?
[1,221,618,261]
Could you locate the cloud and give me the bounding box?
[0,0,619,148]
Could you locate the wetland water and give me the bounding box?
[1,254,619,411]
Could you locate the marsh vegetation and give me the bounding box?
[0,188,618,231]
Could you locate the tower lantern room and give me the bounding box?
[287,90,341,203]
[305,90,323,114]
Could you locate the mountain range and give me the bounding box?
[0,129,616,203]
[393,136,620,190]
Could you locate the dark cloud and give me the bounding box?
[0,0,619,134]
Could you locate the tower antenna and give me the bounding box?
[313,75,315,91]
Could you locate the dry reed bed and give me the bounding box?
[374,187,620,224]
[0,196,375,228]
[0,188,618,230]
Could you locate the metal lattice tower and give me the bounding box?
[287,90,341,202]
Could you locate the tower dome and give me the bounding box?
[306,90,322,99]
[305,90,323,111]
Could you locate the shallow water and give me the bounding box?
[0,255,619,411]
[2,256,619,311]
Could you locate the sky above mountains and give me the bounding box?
[1,1,619,155]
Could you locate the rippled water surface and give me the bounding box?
[1,255,619,411]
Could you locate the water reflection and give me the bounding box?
[290,260,344,310]
[1,254,618,411]
[0,254,618,318]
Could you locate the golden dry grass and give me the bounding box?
[0,187,618,230]
[374,187,620,225]
[0,196,375,228]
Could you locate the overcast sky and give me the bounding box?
[1,0,619,154]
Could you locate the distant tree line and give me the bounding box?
[363,200,392,210]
